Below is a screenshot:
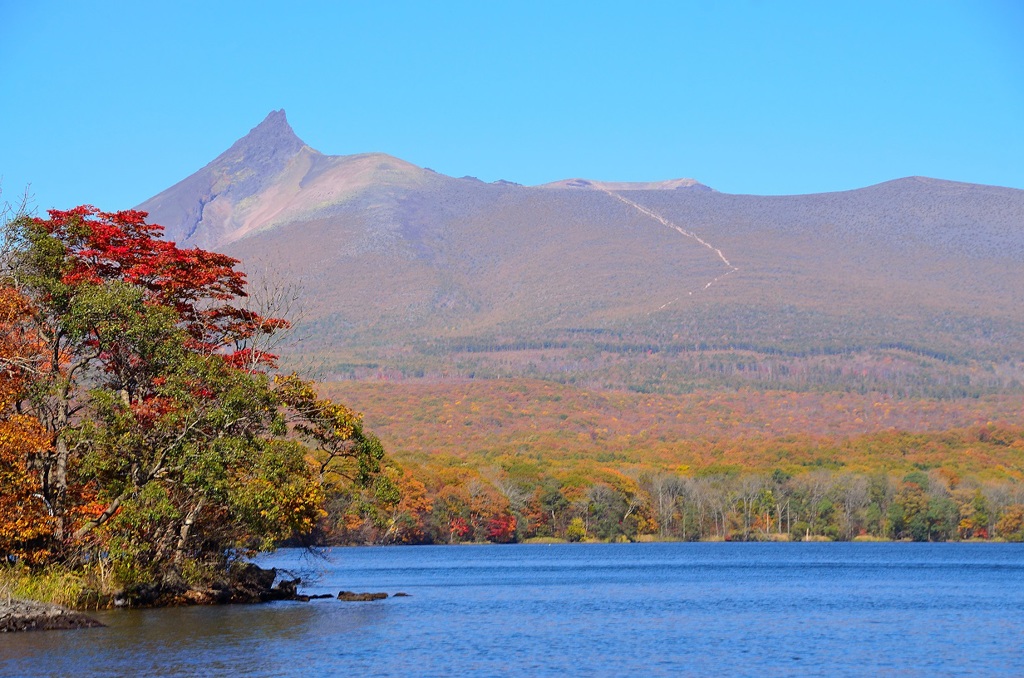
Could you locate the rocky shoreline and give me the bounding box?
[0,598,104,633]
[1,563,409,632]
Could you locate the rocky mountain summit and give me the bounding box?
[138,111,436,249]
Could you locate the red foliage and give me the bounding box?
[486,513,518,543]
[34,206,287,368]
[449,516,470,541]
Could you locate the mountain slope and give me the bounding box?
[137,112,1024,396]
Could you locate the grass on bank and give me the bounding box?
[0,564,119,610]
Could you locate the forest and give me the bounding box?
[307,299,1024,399]
[322,421,1024,545]
[320,379,1024,544]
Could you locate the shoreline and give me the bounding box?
[0,563,303,631]
[322,535,1012,546]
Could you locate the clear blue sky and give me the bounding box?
[2,1,1022,211]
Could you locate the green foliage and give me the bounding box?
[275,374,385,486]
[374,474,402,507]
[565,517,587,542]
[902,470,930,489]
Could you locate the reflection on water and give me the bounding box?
[2,543,1024,677]
[3,604,390,676]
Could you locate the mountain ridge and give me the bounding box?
[138,110,1021,250]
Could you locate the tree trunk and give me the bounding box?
[173,498,206,566]
[73,495,122,540]
[51,411,70,542]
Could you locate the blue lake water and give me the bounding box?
[2,542,1024,676]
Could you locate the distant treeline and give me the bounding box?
[322,465,1024,545]
[316,420,1024,545]
[310,315,1024,398]
[321,352,1021,400]
[301,303,1024,398]
[420,336,962,364]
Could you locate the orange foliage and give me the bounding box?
[0,287,54,561]
[0,412,53,562]
[386,467,433,543]
[325,379,1024,480]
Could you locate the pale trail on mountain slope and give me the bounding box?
[600,189,739,310]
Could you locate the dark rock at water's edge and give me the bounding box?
[116,563,305,607]
[337,591,388,601]
[289,593,335,602]
[393,592,411,597]
[0,598,104,633]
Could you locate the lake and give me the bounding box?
[2,542,1023,676]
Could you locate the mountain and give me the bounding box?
[137,111,1024,397]
[137,110,437,249]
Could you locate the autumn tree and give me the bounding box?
[0,287,53,561]
[995,504,1024,541]
[953,488,991,539]
[0,206,377,593]
[4,206,277,542]
[525,479,570,538]
[645,472,686,538]
[274,373,384,486]
[378,466,433,543]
